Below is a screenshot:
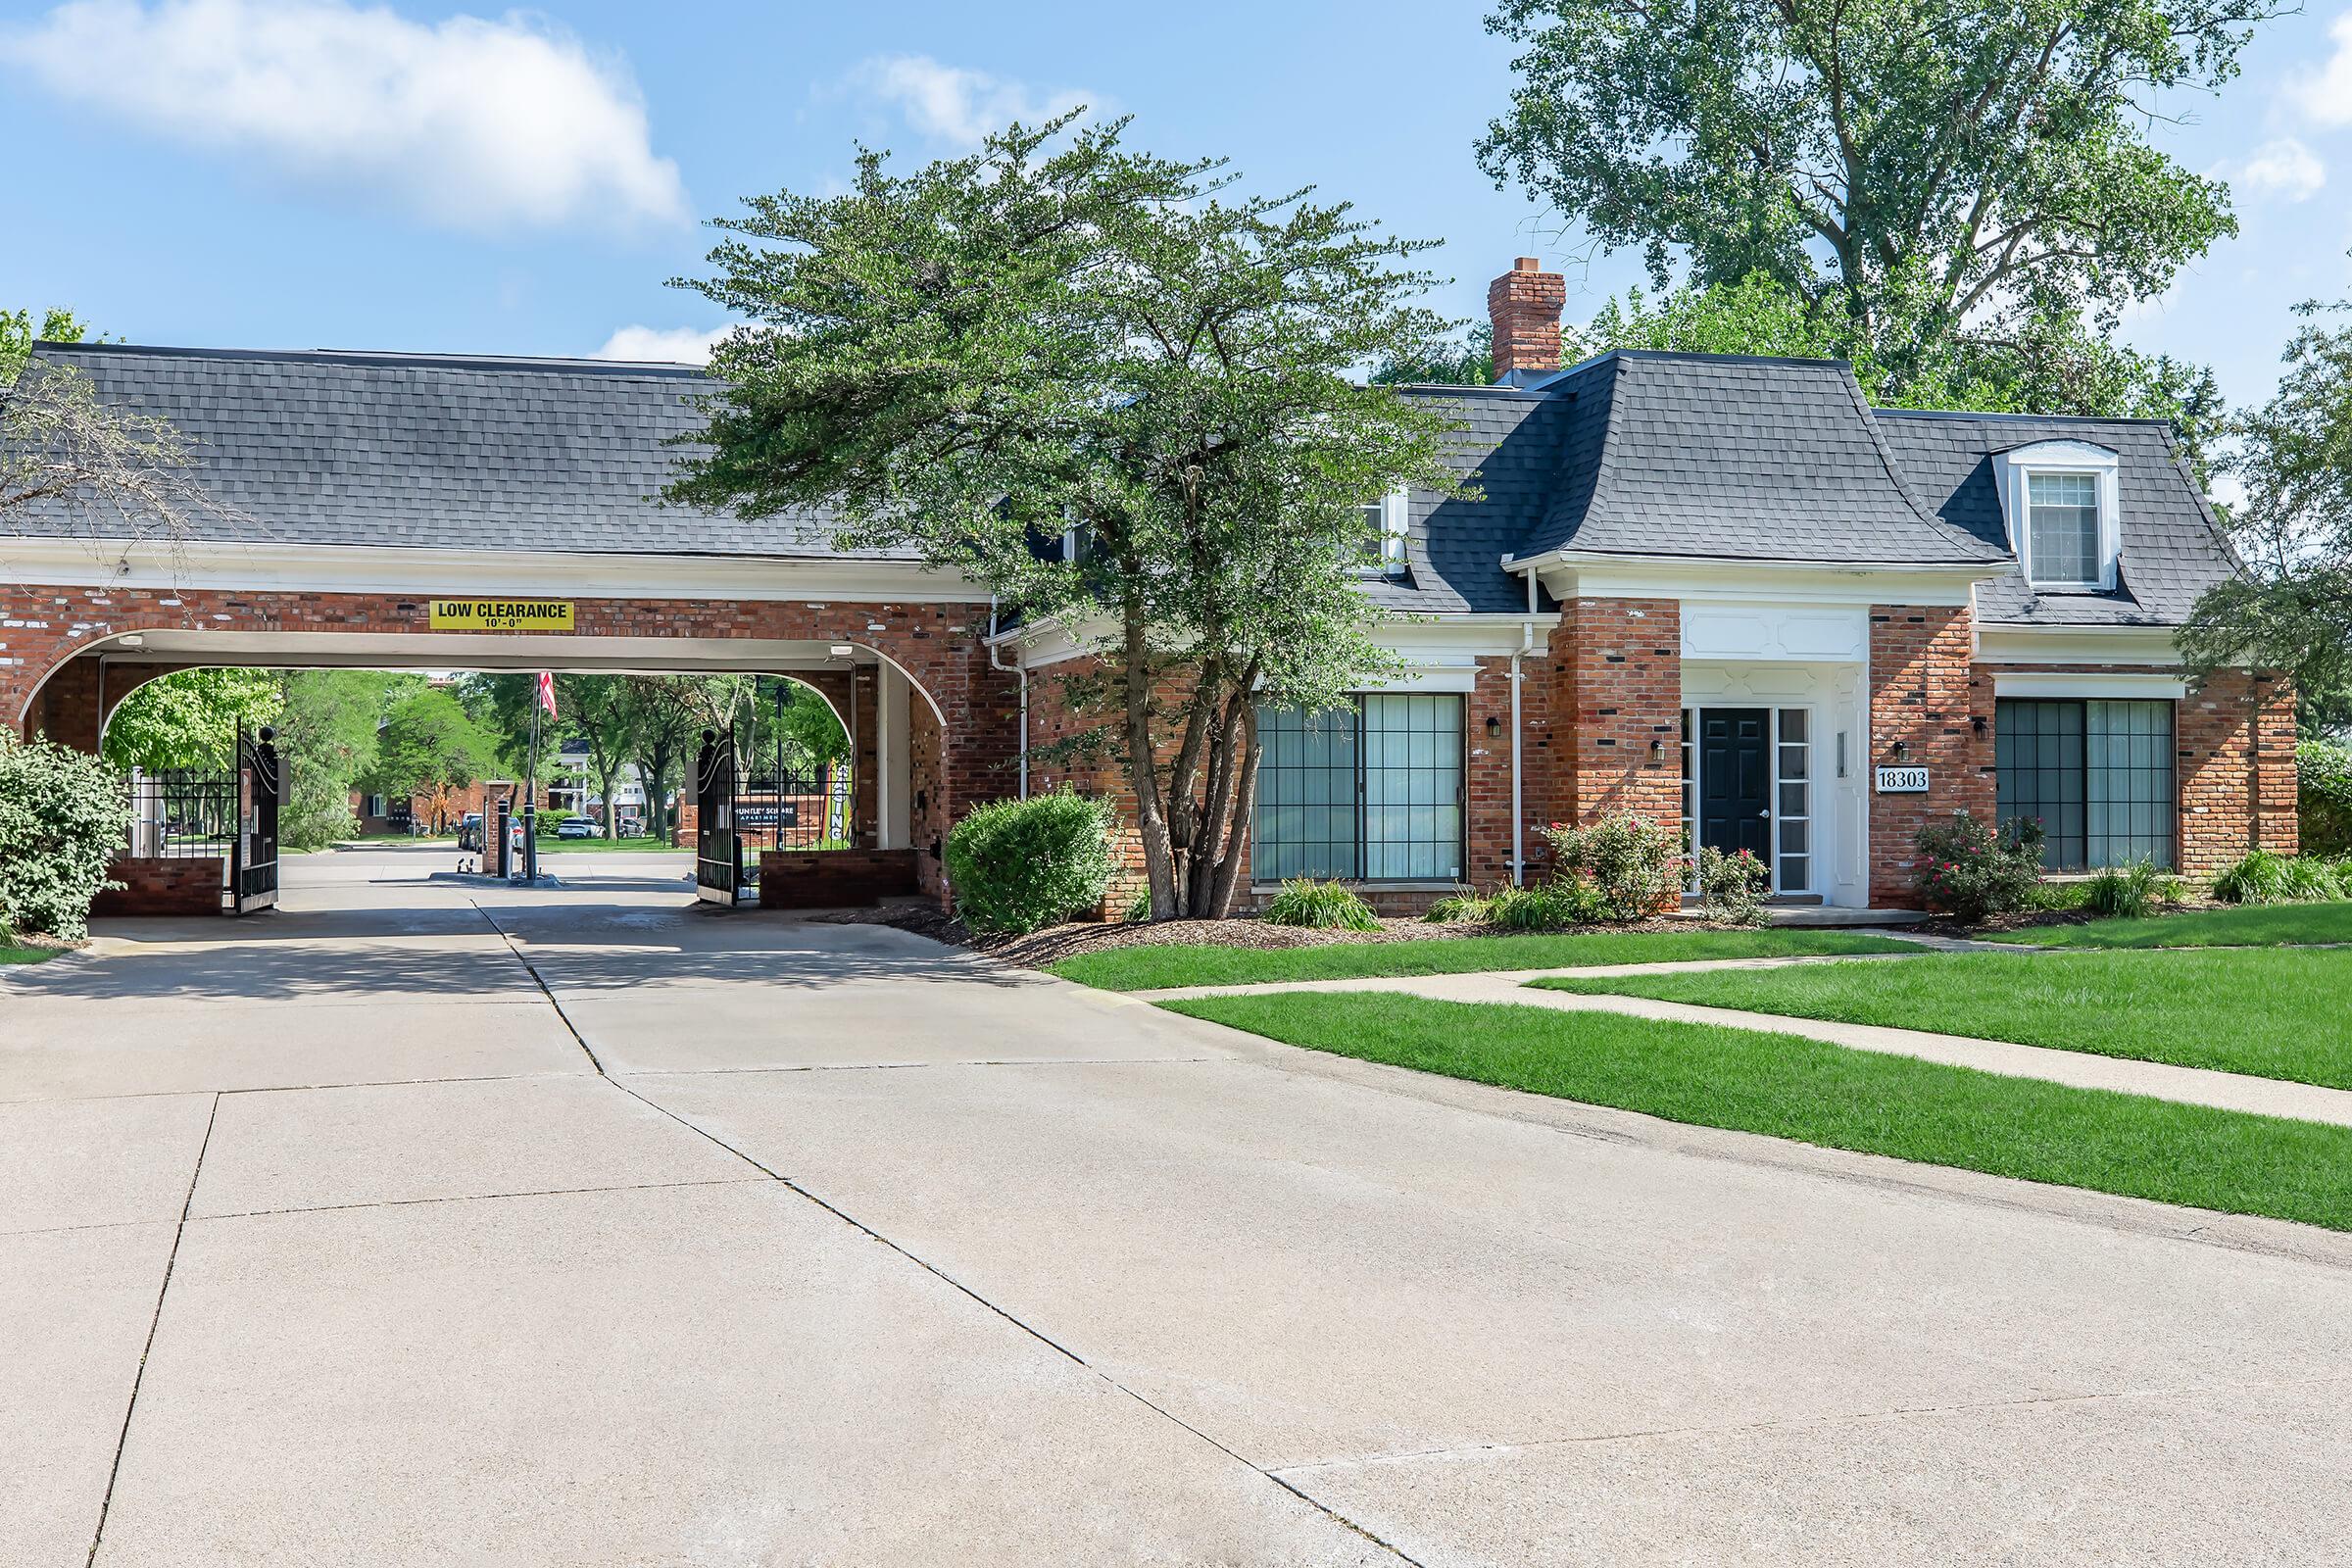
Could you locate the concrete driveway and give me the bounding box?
[6,845,2349,1565]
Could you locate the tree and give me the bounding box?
[3,315,249,550]
[1476,0,2272,396]
[617,674,743,843]
[2180,282,2352,730]
[275,670,411,850]
[1,308,87,380]
[1372,322,1494,386]
[102,668,282,772]
[360,688,499,833]
[668,116,1460,918]
[555,674,640,839]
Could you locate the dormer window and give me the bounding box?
[2027,472,2100,586]
[1359,488,1408,577]
[1991,441,2121,592]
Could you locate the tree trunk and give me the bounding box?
[1207,689,1261,917]
[1123,606,1180,920]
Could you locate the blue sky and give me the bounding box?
[4,0,2350,414]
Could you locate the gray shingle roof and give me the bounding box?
[1871,411,2237,626]
[1515,354,2006,566]
[6,342,882,560]
[4,342,2239,630]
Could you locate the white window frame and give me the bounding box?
[1357,487,1409,578]
[1992,440,2121,592]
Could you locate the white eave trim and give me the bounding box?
[1975,622,2181,665]
[0,536,988,603]
[1994,672,2187,699]
[1508,549,2001,608]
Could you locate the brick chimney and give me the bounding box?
[1488,257,1566,383]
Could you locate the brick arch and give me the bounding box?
[4,579,1022,901]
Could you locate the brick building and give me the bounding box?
[2,265,2288,915]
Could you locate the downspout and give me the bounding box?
[1509,569,1538,886]
[987,598,1029,799]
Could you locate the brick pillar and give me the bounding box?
[1869,605,1994,906]
[1546,598,1682,835]
[1488,257,1567,382]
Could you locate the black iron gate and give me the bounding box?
[695,728,745,906]
[231,723,280,913]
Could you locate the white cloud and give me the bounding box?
[2237,137,2328,202]
[2289,11,2352,127]
[844,54,1095,149]
[0,0,687,231]
[593,324,733,365]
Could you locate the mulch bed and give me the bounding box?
[819,905,1741,970]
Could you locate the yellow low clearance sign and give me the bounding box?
[427,599,575,632]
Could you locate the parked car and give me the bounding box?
[457,813,484,853]
[556,816,596,840]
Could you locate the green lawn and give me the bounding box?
[2024,902,2352,950]
[1046,927,1921,992]
[1535,946,2352,1088]
[0,943,59,965]
[1166,992,2352,1232]
[534,835,684,854]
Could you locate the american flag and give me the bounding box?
[535,671,558,720]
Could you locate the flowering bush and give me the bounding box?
[1912,811,2044,922]
[1539,812,1685,922]
[1694,845,1769,925]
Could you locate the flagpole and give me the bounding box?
[523,676,541,883]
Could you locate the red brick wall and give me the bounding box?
[1546,598,1682,832]
[1869,606,1995,906]
[92,857,222,917]
[2180,668,2298,872]
[757,848,918,908]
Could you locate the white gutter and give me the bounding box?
[986,598,1029,799]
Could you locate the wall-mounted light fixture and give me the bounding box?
[827,643,856,659]
[1971,714,1987,737]
[1891,739,1909,761]
[1485,714,1501,739]
[1648,738,1665,761]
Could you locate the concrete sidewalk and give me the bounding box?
[1138,957,2352,1128]
[9,848,2352,1566]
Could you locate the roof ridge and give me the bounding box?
[31,342,711,378]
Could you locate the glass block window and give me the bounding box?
[2027,471,2101,586]
[1775,709,1811,893]
[1255,694,1462,882]
[1996,698,2175,870]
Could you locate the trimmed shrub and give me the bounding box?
[2300,740,2352,858]
[2083,859,2176,919]
[2213,848,2293,906]
[1539,812,1685,922]
[1263,877,1380,931]
[0,730,126,941]
[1694,845,1769,926]
[1913,811,2044,922]
[942,789,1115,935]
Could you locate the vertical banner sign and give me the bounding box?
[428,600,575,632]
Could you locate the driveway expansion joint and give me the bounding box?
[83,1090,219,1568]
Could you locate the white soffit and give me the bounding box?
[1994,673,2188,699]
